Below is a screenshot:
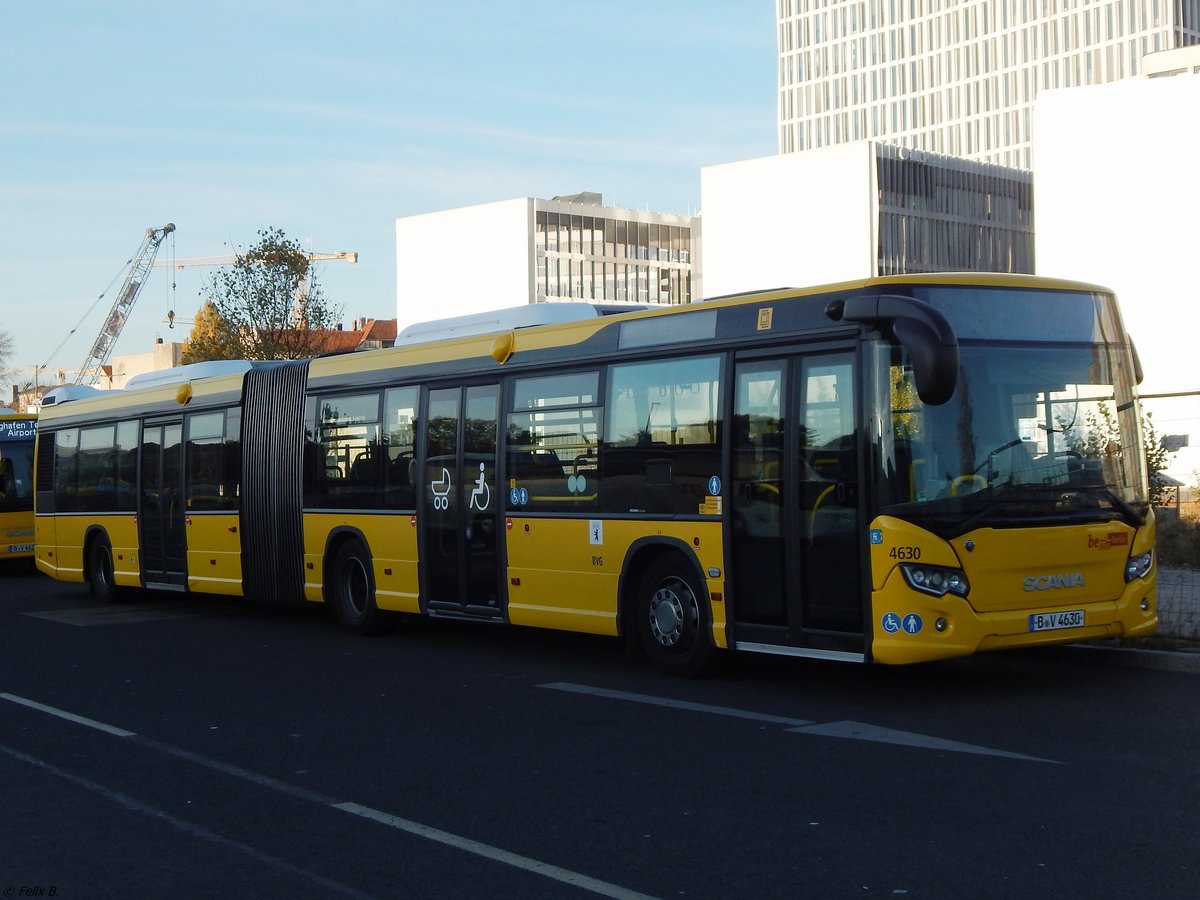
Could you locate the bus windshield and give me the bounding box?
[878,340,1148,538]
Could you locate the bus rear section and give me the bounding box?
[0,412,36,561]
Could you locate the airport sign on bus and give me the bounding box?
[0,419,36,441]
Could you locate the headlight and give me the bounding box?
[901,564,969,598]
[1125,550,1153,582]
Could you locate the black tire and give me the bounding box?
[329,540,389,635]
[87,535,119,604]
[636,555,715,677]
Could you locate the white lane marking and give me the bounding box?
[0,691,659,899]
[24,602,223,626]
[539,682,815,727]
[1,692,137,737]
[541,682,1060,764]
[335,802,658,900]
[0,743,376,900]
[788,721,1060,763]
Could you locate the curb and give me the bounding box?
[1060,642,1200,674]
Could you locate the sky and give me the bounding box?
[0,1,777,387]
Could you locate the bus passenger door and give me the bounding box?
[730,352,864,657]
[139,420,187,589]
[419,384,501,617]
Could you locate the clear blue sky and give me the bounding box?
[0,1,777,385]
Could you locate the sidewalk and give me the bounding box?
[1073,564,1200,673]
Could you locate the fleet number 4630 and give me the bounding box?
[888,546,921,560]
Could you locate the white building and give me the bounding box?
[394,193,696,330]
[777,0,1200,168]
[99,340,182,390]
[700,141,1032,299]
[1034,50,1200,480]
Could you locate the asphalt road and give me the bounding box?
[1,559,1198,899]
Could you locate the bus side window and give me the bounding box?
[309,391,383,510]
[603,355,722,515]
[186,411,238,511]
[507,371,600,512]
[383,386,418,510]
[54,428,80,513]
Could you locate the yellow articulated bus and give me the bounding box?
[34,274,1156,672]
[1,409,37,562]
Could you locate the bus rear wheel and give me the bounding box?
[87,535,119,604]
[329,540,389,636]
[636,556,715,677]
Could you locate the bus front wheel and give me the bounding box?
[636,556,714,677]
[329,540,388,636]
[87,536,119,604]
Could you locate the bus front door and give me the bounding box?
[139,420,187,589]
[420,384,502,618]
[730,352,865,658]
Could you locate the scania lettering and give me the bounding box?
[1024,573,1087,592]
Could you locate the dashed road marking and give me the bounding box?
[0,691,660,900]
[539,682,1059,764]
[23,601,229,626]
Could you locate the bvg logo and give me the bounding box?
[1023,573,1086,591]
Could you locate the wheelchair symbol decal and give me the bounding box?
[431,467,452,510]
[469,462,491,511]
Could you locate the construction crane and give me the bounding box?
[152,248,358,329]
[153,250,358,269]
[73,223,176,385]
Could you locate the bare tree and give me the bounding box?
[0,329,14,396]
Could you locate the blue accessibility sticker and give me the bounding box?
[881,612,902,634]
[902,613,924,635]
[869,529,883,544]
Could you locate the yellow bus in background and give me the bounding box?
[33,275,1157,672]
[0,410,36,562]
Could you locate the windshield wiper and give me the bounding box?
[949,482,1141,535]
[1093,488,1145,527]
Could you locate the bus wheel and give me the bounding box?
[329,541,388,636]
[87,536,119,604]
[636,556,714,677]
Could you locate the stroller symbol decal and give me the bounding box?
[431,467,452,510]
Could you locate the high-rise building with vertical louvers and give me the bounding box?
[776,0,1200,168]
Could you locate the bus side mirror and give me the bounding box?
[1130,337,1144,386]
[827,294,959,406]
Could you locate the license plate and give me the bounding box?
[1029,609,1085,632]
[7,544,34,554]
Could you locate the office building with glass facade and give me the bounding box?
[700,141,1032,298]
[395,193,696,330]
[777,0,1200,168]
[533,193,694,306]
